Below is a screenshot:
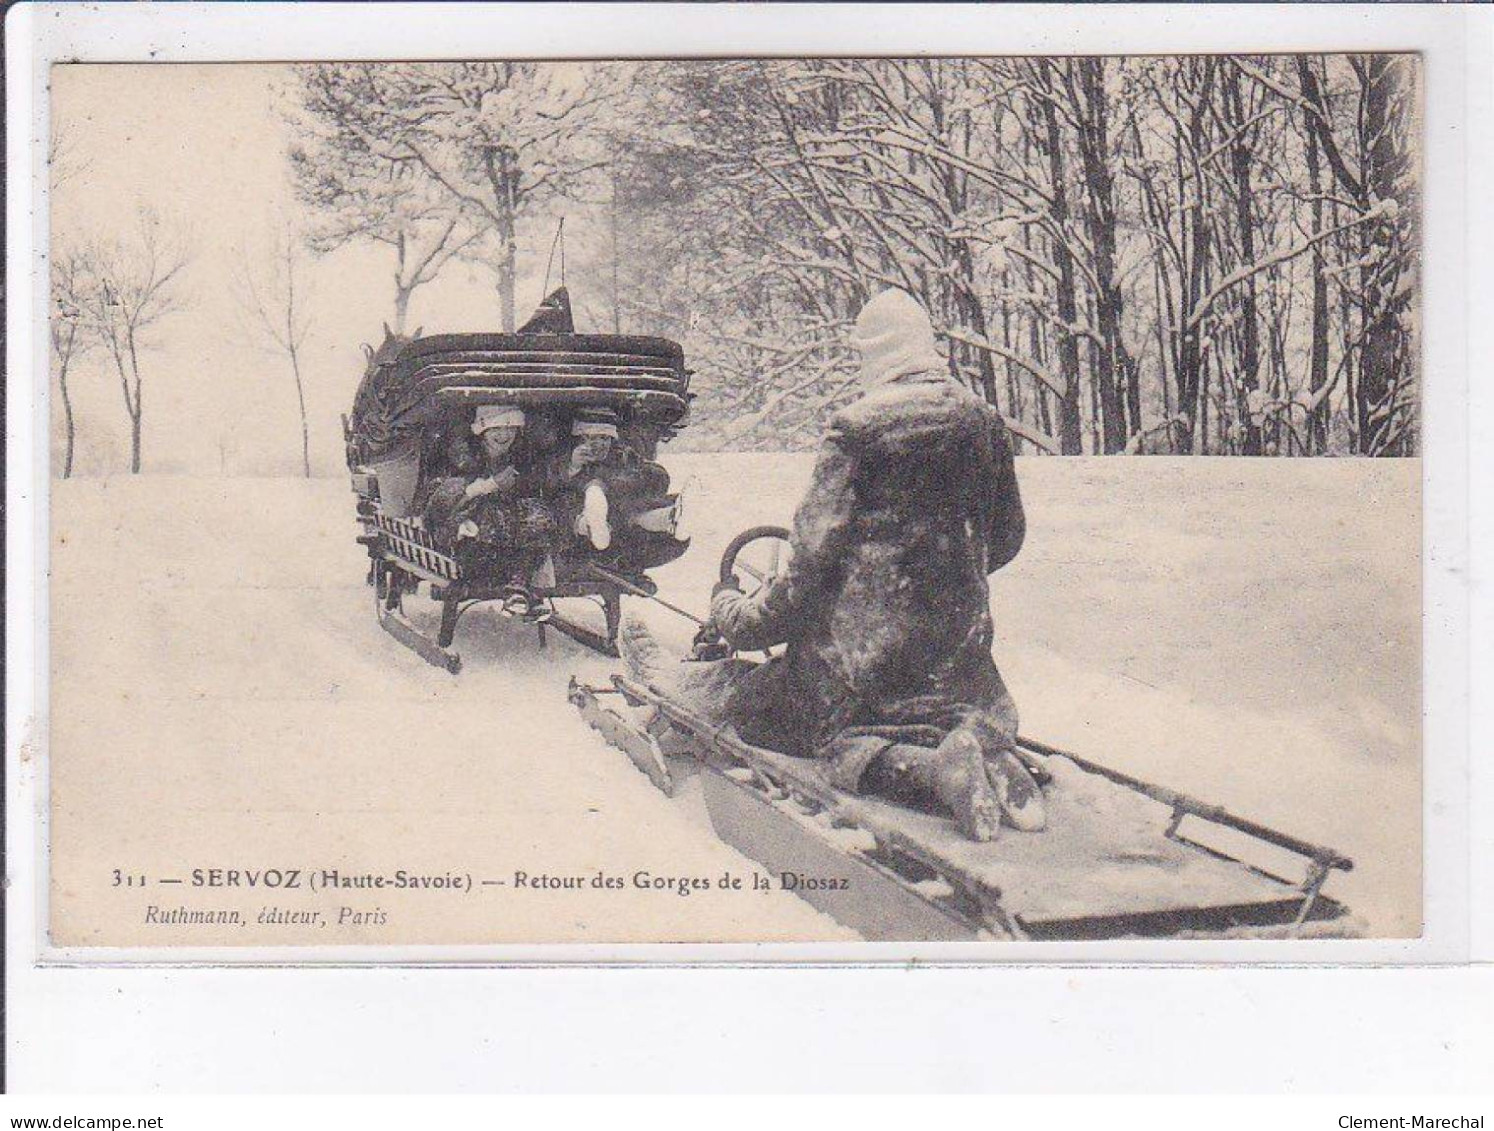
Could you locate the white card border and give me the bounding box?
[6,0,1489,1090]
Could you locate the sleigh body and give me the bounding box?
[347,315,692,669]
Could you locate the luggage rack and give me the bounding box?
[372,513,459,585]
[356,473,658,671]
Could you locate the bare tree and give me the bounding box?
[49,119,88,190]
[295,62,613,331]
[1070,57,1138,452]
[1302,85,1332,453]
[1298,54,1418,456]
[290,76,484,333]
[231,226,315,477]
[81,211,191,474]
[1027,58,1089,453]
[50,245,96,478]
[51,123,96,478]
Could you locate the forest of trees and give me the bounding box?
[288,54,1420,457]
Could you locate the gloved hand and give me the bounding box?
[464,476,498,499]
[690,620,731,662]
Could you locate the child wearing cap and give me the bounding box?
[556,409,623,551]
[549,407,686,555]
[423,404,559,619]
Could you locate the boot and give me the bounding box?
[986,746,1047,832]
[631,496,682,535]
[961,714,1049,833]
[617,611,756,727]
[502,586,549,622]
[866,732,1002,843]
[618,611,668,686]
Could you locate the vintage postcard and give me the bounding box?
[42,53,1422,953]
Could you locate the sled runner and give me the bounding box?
[571,526,1357,942]
[362,512,663,671]
[346,289,692,670]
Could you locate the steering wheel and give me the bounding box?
[711,525,792,660]
[719,524,792,599]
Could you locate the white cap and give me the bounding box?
[472,405,527,434]
[571,419,618,439]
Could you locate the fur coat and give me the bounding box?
[710,370,1025,769]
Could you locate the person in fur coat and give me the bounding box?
[622,290,1041,841]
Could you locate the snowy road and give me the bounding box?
[46,455,1420,944]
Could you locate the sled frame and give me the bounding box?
[366,509,629,669]
[572,675,1356,942]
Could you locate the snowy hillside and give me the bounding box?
[46,456,1420,943]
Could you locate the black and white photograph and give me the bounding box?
[41,51,1423,949]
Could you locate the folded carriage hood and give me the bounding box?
[349,332,692,464]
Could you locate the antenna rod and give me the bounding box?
[539,218,565,303]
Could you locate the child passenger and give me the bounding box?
[554,409,623,551]
[552,408,682,553]
[422,404,559,620]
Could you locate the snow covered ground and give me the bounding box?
[45,455,1420,944]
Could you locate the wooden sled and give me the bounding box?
[571,674,1357,942]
